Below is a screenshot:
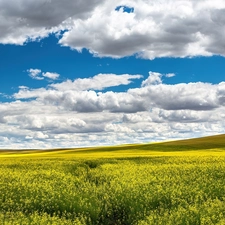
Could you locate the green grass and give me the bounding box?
[1,134,225,224]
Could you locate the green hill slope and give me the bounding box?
[148,134,225,151]
[1,134,225,157]
[88,133,225,153]
[68,134,225,154]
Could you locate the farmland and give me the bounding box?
[1,134,225,224]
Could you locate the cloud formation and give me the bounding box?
[27,69,60,80]
[0,0,102,44]
[15,72,220,112]
[0,71,224,148]
[1,0,225,59]
[50,73,142,91]
[58,0,225,59]
[27,69,43,80]
[42,72,60,80]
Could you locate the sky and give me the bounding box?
[1,0,225,149]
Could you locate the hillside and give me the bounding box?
[79,133,225,153]
[148,134,225,151]
[1,134,225,157]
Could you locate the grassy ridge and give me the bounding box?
[156,134,225,150]
[1,134,225,224]
[1,134,225,157]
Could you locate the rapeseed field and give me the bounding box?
[1,134,225,224]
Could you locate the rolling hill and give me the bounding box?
[1,134,225,157]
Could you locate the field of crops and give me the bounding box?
[1,134,225,224]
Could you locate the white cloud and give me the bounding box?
[0,71,224,148]
[141,71,175,86]
[50,73,142,91]
[27,69,43,80]
[27,69,60,81]
[42,72,60,80]
[165,73,175,78]
[0,0,103,45]
[133,81,218,111]
[58,0,225,59]
[14,72,220,113]
[18,86,29,89]
[142,71,162,86]
[0,0,225,59]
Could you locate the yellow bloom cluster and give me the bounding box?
[0,153,225,224]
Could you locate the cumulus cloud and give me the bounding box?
[142,72,163,86]
[1,0,225,59]
[27,69,43,80]
[14,72,220,113]
[1,71,225,149]
[27,69,60,80]
[58,0,225,59]
[0,0,103,44]
[42,72,60,80]
[135,82,218,111]
[141,71,175,86]
[50,73,142,91]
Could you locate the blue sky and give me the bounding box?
[1,0,225,149]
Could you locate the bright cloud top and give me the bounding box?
[0,72,225,149]
[1,0,225,59]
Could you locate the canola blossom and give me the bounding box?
[1,135,225,224]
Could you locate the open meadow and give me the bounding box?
[1,134,225,224]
